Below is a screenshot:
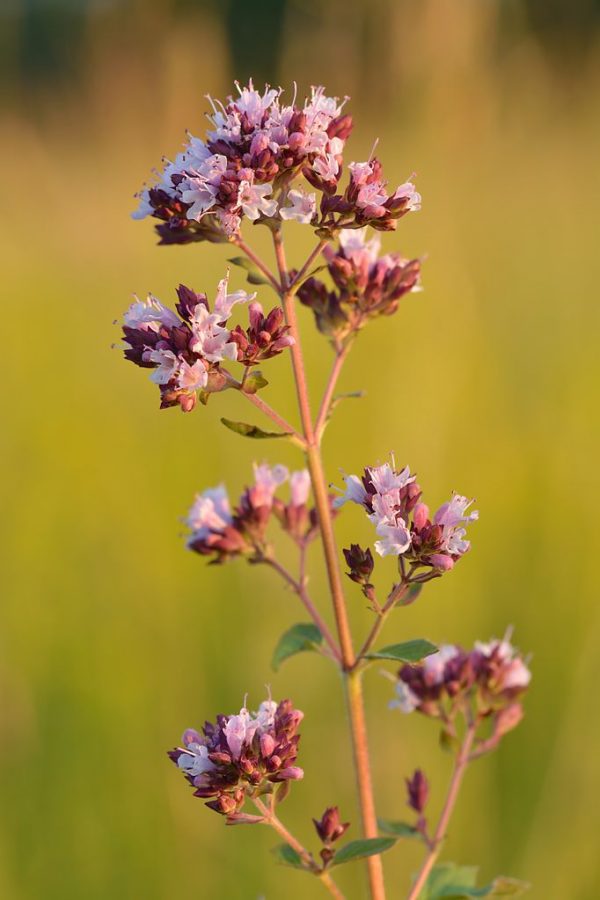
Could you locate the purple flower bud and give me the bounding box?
[405,769,429,814]
[313,806,350,844]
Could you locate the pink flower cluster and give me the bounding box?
[336,462,478,571]
[121,275,293,411]
[133,81,352,242]
[186,464,316,561]
[318,158,421,234]
[132,80,420,245]
[298,227,421,339]
[168,698,304,819]
[392,636,531,747]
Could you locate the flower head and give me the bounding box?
[120,276,254,411]
[299,227,421,340]
[335,459,477,574]
[169,697,304,820]
[391,634,531,753]
[133,80,352,243]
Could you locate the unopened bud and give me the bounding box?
[313,806,350,844]
[343,544,374,585]
[405,769,429,814]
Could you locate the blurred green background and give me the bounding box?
[1,1,599,897]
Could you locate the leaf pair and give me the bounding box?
[271,625,438,671]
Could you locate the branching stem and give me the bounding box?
[231,236,281,291]
[263,556,342,663]
[355,579,411,665]
[314,342,353,443]
[252,797,346,899]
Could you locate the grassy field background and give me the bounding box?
[1,1,599,897]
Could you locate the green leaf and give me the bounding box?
[422,864,478,899]
[272,623,323,671]
[377,818,422,839]
[241,370,268,395]
[365,639,438,663]
[483,877,530,896]
[271,843,306,870]
[439,727,460,754]
[330,837,397,867]
[228,256,272,286]
[421,864,529,899]
[400,583,423,606]
[220,418,289,440]
[325,390,365,426]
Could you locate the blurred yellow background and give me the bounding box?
[1,1,599,898]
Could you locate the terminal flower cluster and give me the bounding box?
[336,462,478,571]
[133,81,353,242]
[168,698,304,819]
[298,227,421,339]
[186,464,318,562]
[132,80,420,246]
[121,275,293,411]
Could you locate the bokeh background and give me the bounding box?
[1,1,599,897]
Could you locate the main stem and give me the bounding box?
[406,725,477,900]
[272,229,386,900]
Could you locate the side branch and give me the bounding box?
[252,797,346,900]
[263,557,342,663]
[289,238,329,291]
[314,342,353,443]
[232,236,281,291]
[406,725,477,900]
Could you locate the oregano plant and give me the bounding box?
[120,79,531,900]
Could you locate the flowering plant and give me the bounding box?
[120,80,531,899]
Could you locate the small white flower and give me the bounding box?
[123,295,180,331]
[147,348,180,384]
[238,180,278,221]
[333,474,368,509]
[374,521,412,557]
[312,153,339,181]
[368,463,414,495]
[177,743,214,777]
[279,189,317,224]
[392,180,422,212]
[290,470,311,507]
[213,274,255,320]
[423,645,459,685]
[389,682,420,713]
[224,708,258,760]
[338,227,381,268]
[186,485,232,537]
[189,305,238,363]
[252,463,289,506]
[176,359,208,392]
